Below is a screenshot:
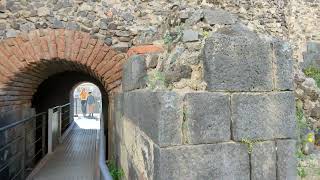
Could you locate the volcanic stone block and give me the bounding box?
[307,41,320,53]
[122,55,147,92]
[272,39,294,90]
[123,90,182,146]
[203,25,273,91]
[203,8,236,25]
[276,140,297,180]
[185,92,231,144]
[251,141,277,180]
[154,142,250,180]
[231,92,296,141]
[182,29,199,42]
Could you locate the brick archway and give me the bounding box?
[0,28,126,111]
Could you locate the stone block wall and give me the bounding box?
[111,25,297,180]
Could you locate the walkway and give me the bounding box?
[31,116,100,180]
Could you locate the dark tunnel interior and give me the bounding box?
[31,71,108,114]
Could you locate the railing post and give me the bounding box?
[41,113,46,157]
[58,106,62,143]
[48,108,53,154]
[21,123,26,179]
[75,97,78,117]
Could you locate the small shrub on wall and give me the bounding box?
[304,66,320,88]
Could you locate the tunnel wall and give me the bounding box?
[110,25,297,180]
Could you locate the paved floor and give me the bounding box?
[32,116,100,180]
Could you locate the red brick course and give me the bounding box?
[127,45,164,57]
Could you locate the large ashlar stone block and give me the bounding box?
[302,41,320,70]
[185,92,231,144]
[122,55,147,92]
[276,140,297,180]
[123,90,182,147]
[231,92,296,141]
[251,141,277,180]
[272,39,294,90]
[154,142,250,180]
[203,25,273,91]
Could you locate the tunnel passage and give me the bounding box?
[0,29,126,179]
[0,29,126,114]
[31,71,107,113]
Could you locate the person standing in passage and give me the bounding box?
[79,88,88,117]
[87,92,96,118]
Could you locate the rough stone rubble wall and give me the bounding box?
[0,0,317,90]
[0,0,318,62]
[206,0,320,63]
[111,24,297,179]
[287,0,320,62]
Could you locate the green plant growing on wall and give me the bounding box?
[240,138,261,154]
[163,32,174,45]
[162,28,183,51]
[294,102,320,178]
[304,66,320,88]
[296,103,311,148]
[146,70,166,90]
[296,150,308,178]
[203,30,210,39]
[107,160,124,180]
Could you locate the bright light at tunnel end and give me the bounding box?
[74,114,101,130]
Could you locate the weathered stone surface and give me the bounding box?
[20,22,35,32]
[302,142,314,155]
[154,142,250,180]
[122,55,147,92]
[203,8,236,25]
[251,141,276,180]
[276,140,297,180]
[164,64,192,84]
[104,37,112,46]
[6,29,17,38]
[185,92,231,144]
[272,39,294,90]
[146,54,159,68]
[307,41,320,54]
[66,22,80,30]
[204,25,273,91]
[112,42,129,52]
[37,7,50,16]
[182,29,199,42]
[231,92,296,140]
[123,90,182,146]
[185,9,203,25]
[302,41,320,69]
[52,18,64,29]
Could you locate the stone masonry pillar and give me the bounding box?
[115,25,296,180]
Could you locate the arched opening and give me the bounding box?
[71,82,102,131]
[71,82,102,120]
[0,29,125,179]
[30,70,110,147]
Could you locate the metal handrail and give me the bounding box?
[60,103,71,108]
[0,111,47,180]
[99,113,113,180]
[0,112,46,132]
[48,103,72,152]
[50,103,70,111]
